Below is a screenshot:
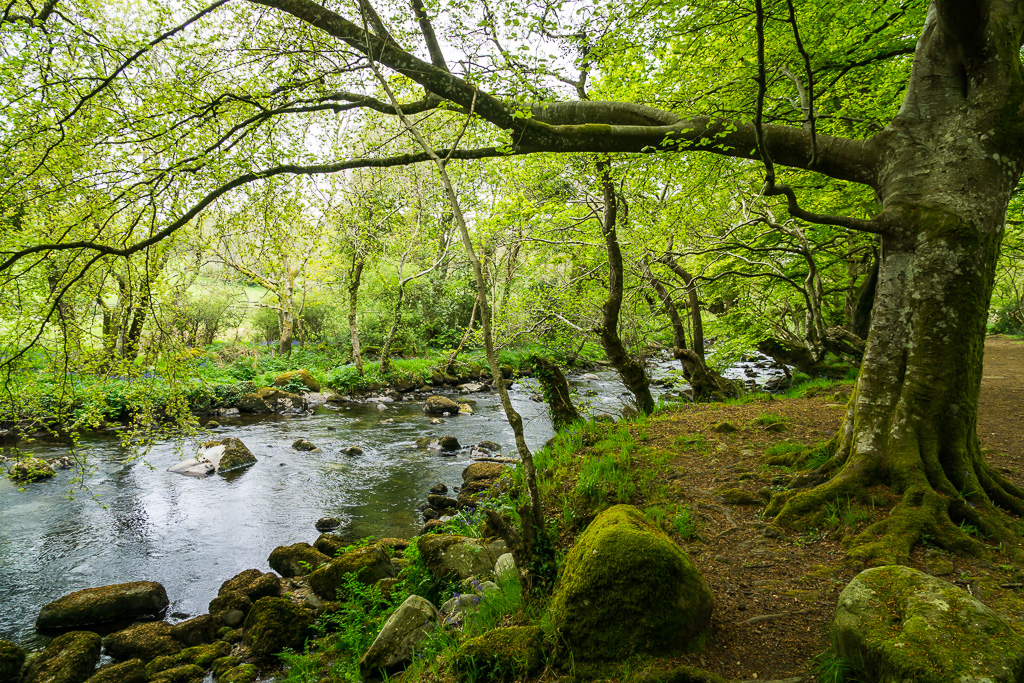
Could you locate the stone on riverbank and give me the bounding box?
[416,535,507,581]
[146,664,205,683]
[550,504,712,660]
[22,631,101,683]
[451,626,545,682]
[7,457,56,483]
[236,387,308,415]
[243,597,314,658]
[423,395,460,415]
[36,582,169,632]
[208,569,281,619]
[307,545,396,600]
[274,369,321,392]
[169,614,219,647]
[268,542,332,577]
[0,640,25,683]
[82,659,146,683]
[103,621,180,662]
[219,663,257,683]
[314,533,347,557]
[835,565,1024,682]
[358,595,438,680]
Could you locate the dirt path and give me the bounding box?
[978,336,1024,472]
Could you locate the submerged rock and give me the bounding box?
[834,565,1024,683]
[550,504,712,660]
[22,631,101,683]
[358,595,438,680]
[315,517,341,532]
[292,438,319,452]
[36,582,169,632]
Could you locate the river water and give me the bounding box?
[0,358,781,647]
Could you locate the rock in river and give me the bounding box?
[22,631,101,683]
[7,457,56,483]
[422,395,460,416]
[36,582,169,632]
[167,438,256,477]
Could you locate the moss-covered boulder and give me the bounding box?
[462,462,505,484]
[144,656,177,679]
[423,395,460,415]
[243,597,314,659]
[175,641,231,668]
[274,369,321,392]
[7,457,56,483]
[237,387,308,415]
[103,621,181,662]
[210,656,240,678]
[307,545,395,600]
[314,533,347,557]
[207,592,251,619]
[209,569,280,617]
[451,626,545,682]
[415,535,507,581]
[550,505,712,660]
[835,565,1024,682]
[220,663,257,683]
[358,595,438,680]
[22,631,101,683]
[36,582,169,631]
[169,614,219,647]
[268,543,331,577]
[0,640,25,683]
[201,438,256,473]
[147,664,205,683]
[82,659,146,683]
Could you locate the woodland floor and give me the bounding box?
[610,335,1024,683]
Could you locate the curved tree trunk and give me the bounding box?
[530,355,582,432]
[445,299,478,374]
[658,253,705,361]
[379,284,403,375]
[641,258,688,355]
[597,161,655,415]
[348,257,365,374]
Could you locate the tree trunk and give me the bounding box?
[596,161,655,415]
[659,254,705,361]
[348,257,365,374]
[770,4,1024,565]
[851,249,879,340]
[530,355,582,432]
[379,284,404,375]
[641,258,688,356]
[445,299,478,374]
[122,289,150,363]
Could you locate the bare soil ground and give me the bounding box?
[616,336,1024,682]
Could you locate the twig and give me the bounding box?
[736,607,813,626]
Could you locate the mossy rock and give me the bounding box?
[82,659,146,683]
[147,664,205,683]
[103,621,180,662]
[207,591,252,618]
[711,421,737,434]
[632,665,729,683]
[451,626,545,682]
[268,542,331,577]
[144,656,177,678]
[415,535,506,581]
[7,457,56,483]
[550,505,712,660]
[36,582,169,631]
[274,369,321,392]
[169,614,219,647]
[218,568,281,600]
[220,663,257,683]
[22,631,102,683]
[0,640,25,683]
[201,438,256,473]
[175,641,231,668]
[210,656,240,678]
[307,545,395,600]
[717,488,762,506]
[835,565,1024,682]
[242,597,314,659]
[423,395,460,415]
[313,533,347,557]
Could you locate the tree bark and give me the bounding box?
[596,161,655,415]
[642,258,688,356]
[379,284,404,375]
[348,256,365,374]
[530,355,582,432]
[658,254,705,361]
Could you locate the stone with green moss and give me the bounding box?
[415,535,506,581]
[7,457,55,483]
[242,597,313,658]
[147,664,205,683]
[200,438,256,473]
[835,565,1024,682]
[220,663,257,683]
[358,594,438,680]
[36,582,169,631]
[451,626,545,682]
[210,656,240,678]
[632,665,729,683]
[22,631,102,683]
[274,369,320,392]
[313,532,346,557]
[175,640,231,668]
[550,505,712,660]
[169,614,218,647]
[711,421,737,434]
[307,545,395,600]
[716,488,762,506]
[144,656,177,678]
[82,659,146,683]
[0,639,25,683]
[268,542,331,577]
[103,621,181,662]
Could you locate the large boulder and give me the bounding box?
[307,545,396,600]
[236,387,309,415]
[550,505,712,660]
[82,659,146,683]
[146,664,205,683]
[268,543,331,577]
[834,565,1024,683]
[169,614,219,647]
[103,621,181,662]
[451,626,545,682]
[242,597,314,659]
[22,631,101,683]
[462,462,505,484]
[0,640,25,683]
[415,535,507,581]
[274,369,321,392]
[358,595,438,680]
[314,533,347,557]
[7,457,56,483]
[167,438,256,477]
[208,569,280,618]
[36,582,169,632]
[422,395,461,416]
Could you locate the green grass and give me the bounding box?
[752,411,786,426]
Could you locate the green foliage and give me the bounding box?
[671,508,699,540]
[751,412,786,427]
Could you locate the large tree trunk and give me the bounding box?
[658,254,705,361]
[348,257,365,374]
[770,4,1024,565]
[596,161,655,415]
[642,258,688,354]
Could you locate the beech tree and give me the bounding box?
[2,0,1024,564]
